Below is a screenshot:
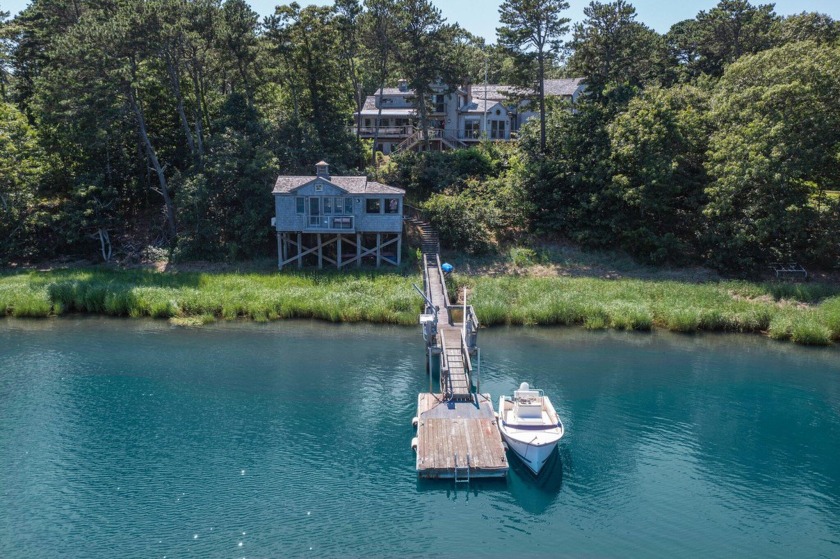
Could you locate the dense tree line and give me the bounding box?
[413,0,840,272]
[1,0,839,273]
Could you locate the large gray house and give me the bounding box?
[272,162,405,269]
[355,78,585,154]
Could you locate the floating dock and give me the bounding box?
[415,393,507,479]
[413,253,508,480]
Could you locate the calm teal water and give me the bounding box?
[1,318,839,558]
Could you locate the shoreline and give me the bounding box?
[1,266,838,346]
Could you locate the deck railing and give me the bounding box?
[306,215,354,230]
[353,125,414,137]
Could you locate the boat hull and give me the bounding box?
[498,391,564,476]
[499,429,559,475]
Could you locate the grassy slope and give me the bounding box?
[1,267,839,345]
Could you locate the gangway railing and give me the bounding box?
[439,328,451,400]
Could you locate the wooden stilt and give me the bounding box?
[297,233,302,268]
[317,233,323,269]
[277,231,285,270]
[397,233,402,265]
[376,233,381,267]
[337,235,342,269]
[356,233,362,268]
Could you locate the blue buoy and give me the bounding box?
[441,263,454,273]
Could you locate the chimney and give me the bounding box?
[465,81,472,103]
[397,79,408,92]
[315,160,330,179]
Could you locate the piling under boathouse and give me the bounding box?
[272,161,405,269]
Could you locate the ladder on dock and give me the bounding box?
[454,453,470,484]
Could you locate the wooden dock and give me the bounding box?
[414,253,507,479]
[415,393,508,479]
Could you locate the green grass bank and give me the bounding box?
[1,268,839,346]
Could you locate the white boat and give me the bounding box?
[498,383,565,475]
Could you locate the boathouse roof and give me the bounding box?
[273,166,404,195]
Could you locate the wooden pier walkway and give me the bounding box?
[414,253,507,480]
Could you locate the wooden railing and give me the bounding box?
[353,125,414,137]
[435,254,452,317]
[463,304,479,352]
[404,204,429,223]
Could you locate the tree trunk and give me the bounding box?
[189,53,211,135]
[419,94,429,151]
[538,52,546,154]
[372,52,389,165]
[98,228,112,262]
[128,84,177,240]
[166,48,197,159]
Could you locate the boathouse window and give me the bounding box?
[366,198,381,214]
[345,198,353,214]
[364,118,371,127]
[324,197,333,214]
[296,197,305,214]
[384,198,400,214]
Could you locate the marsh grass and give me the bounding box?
[1,268,838,345]
[466,275,839,345]
[0,268,421,325]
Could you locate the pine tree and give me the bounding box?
[497,0,570,153]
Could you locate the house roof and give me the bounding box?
[543,78,585,96]
[470,84,516,101]
[460,99,503,114]
[273,175,405,195]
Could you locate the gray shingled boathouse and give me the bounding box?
[272,161,405,269]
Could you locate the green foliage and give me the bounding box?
[382,143,510,200]
[174,94,277,261]
[422,191,499,254]
[0,101,47,262]
[607,84,709,263]
[666,0,778,79]
[568,1,669,101]
[704,41,840,270]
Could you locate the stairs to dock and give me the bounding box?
[405,207,440,256]
[420,225,439,256]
